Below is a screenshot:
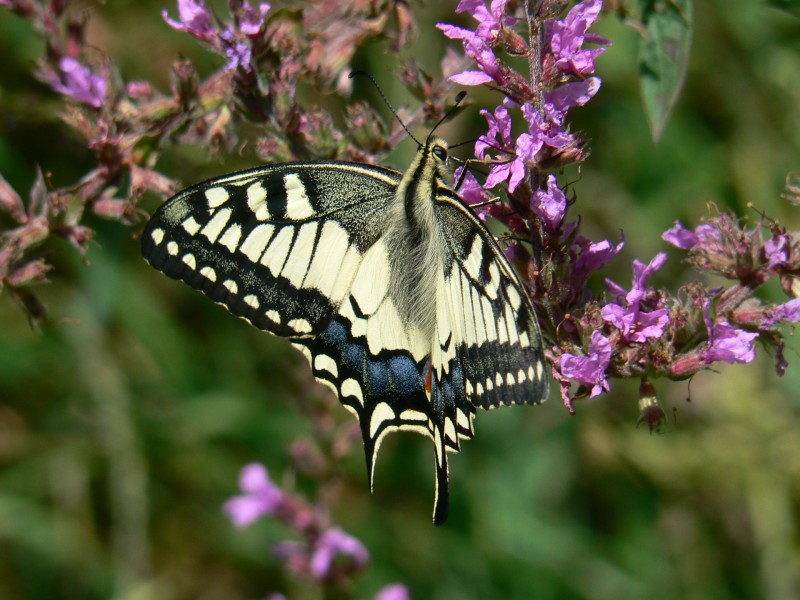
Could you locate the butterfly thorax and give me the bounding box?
[384,137,453,337]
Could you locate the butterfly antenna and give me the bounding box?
[349,70,421,146]
[449,137,478,150]
[426,91,467,145]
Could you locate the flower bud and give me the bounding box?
[637,379,667,433]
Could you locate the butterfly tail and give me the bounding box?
[432,423,450,525]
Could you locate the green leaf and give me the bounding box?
[637,0,694,142]
[764,0,800,18]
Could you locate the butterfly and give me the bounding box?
[141,132,550,524]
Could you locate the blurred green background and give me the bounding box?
[1,1,799,599]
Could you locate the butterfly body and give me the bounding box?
[142,136,549,524]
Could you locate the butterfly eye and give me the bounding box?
[432,145,448,161]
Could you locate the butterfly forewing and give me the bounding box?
[142,162,400,337]
[142,140,550,526]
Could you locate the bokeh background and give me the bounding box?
[1,1,799,599]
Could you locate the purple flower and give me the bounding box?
[455,0,518,43]
[238,2,270,35]
[560,330,613,398]
[163,0,216,41]
[48,57,106,108]
[522,102,573,154]
[545,78,601,114]
[662,220,697,249]
[220,29,253,72]
[223,463,284,527]
[477,104,534,191]
[309,527,369,579]
[532,174,567,231]
[374,583,412,600]
[547,0,609,77]
[164,0,269,73]
[571,233,625,289]
[702,299,758,364]
[437,3,509,88]
[704,322,758,364]
[478,102,577,192]
[476,105,513,160]
[761,298,800,328]
[763,234,790,268]
[456,167,492,218]
[602,253,669,342]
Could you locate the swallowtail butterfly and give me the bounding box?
[142,133,550,524]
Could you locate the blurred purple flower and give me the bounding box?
[265,595,287,600]
[238,2,270,35]
[702,299,758,364]
[164,0,269,72]
[163,0,216,41]
[374,583,412,600]
[220,29,253,72]
[560,330,613,398]
[763,234,790,268]
[47,57,106,108]
[662,220,697,249]
[761,298,800,328]
[547,0,609,77]
[663,220,730,257]
[223,463,284,527]
[309,527,369,579]
[532,174,566,231]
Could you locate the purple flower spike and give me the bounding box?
[532,174,567,231]
[560,330,613,398]
[309,527,369,579]
[548,0,609,77]
[48,57,106,108]
[163,0,216,41]
[374,583,412,600]
[223,463,284,527]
